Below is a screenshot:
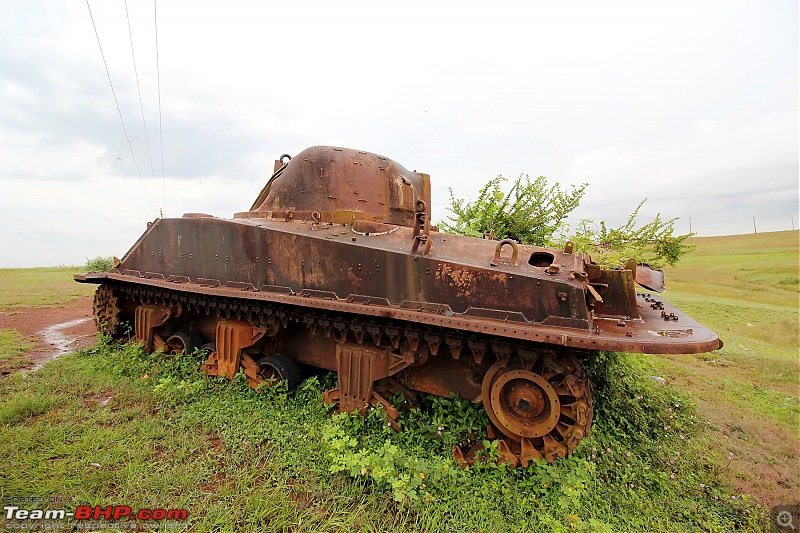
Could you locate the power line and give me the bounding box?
[124,0,159,208]
[155,0,166,215]
[86,0,154,211]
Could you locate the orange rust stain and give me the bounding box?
[435,264,483,298]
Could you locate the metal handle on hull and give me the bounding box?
[491,239,519,266]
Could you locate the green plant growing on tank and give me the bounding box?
[442,175,693,268]
[440,174,587,245]
[553,200,695,269]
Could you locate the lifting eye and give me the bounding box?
[528,252,554,267]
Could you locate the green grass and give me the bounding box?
[658,231,799,424]
[654,230,799,509]
[664,230,799,305]
[0,340,762,532]
[0,266,95,309]
[0,329,36,373]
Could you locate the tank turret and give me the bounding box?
[239,146,431,227]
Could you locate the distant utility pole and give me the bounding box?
[753,216,757,234]
[688,216,692,234]
[792,216,795,231]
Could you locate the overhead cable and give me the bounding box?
[125,0,160,209]
[86,0,154,211]
[154,0,166,215]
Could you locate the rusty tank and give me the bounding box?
[75,145,722,466]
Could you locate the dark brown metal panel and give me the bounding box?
[271,323,338,371]
[399,351,484,401]
[117,217,591,328]
[590,268,639,319]
[79,143,721,357]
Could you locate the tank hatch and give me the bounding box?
[237,146,431,227]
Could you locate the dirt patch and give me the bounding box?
[83,390,114,407]
[207,435,223,451]
[0,296,96,373]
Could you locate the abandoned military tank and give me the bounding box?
[75,146,722,467]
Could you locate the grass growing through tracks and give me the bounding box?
[1,338,763,532]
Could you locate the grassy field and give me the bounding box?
[663,230,797,381]
[0,266,95,309]
[0,232,797,532]
[0,329,36,372]
[0,342,762,532]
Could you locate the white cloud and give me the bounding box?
[567,110,798,235]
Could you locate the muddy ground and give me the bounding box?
[0,296,96,374]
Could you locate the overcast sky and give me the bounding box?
[1,0,797,268]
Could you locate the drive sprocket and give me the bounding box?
[481,351,593,464]
[92,284,122,337]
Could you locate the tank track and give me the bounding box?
[92,285,121,336]
[106,280,593,465]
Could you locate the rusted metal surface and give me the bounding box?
[80,267,720,354]
[92,285,120,336]
[77,145,722,464]
[133,304,173,352]
[321,343,412,424]
[240,146,431,228]
[634,263,666,293]
[213,320,265,378]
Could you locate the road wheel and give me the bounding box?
[255,354,302,390]
[482,351,593,462]
[165,331,203,356]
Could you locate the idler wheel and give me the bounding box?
[165,331,203,356]
[483,364,560,440]
[92,285,121,337]
[255,354,302,391]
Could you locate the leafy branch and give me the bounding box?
[442,176,693,268]
[440,175,588,246]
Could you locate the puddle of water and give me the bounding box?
[32,317,94,369]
